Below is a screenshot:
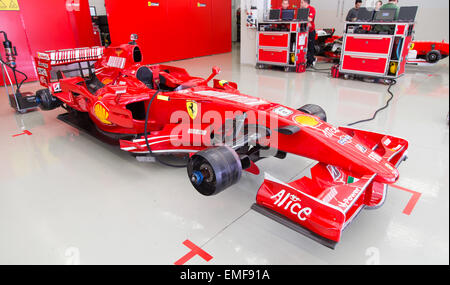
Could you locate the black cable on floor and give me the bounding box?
[347,79,397,127]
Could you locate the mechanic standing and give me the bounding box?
[279,0,291,19]
[381,0,400,19]
[346,0,363,22]
[301,0,316,68]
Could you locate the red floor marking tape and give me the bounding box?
[174,240,213,265]
[391,184,422,216]
[12,130,32,137]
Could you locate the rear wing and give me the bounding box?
[35,47,104,87]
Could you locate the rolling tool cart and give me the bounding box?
[332,21,415,83]
[256,20,309,73]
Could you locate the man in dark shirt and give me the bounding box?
[381,0,400,19]
[346,0,363,22]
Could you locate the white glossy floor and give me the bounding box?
[0,44,448,265]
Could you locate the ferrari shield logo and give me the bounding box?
[186,100,198,120]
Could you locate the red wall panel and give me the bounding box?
[0,11,36,85]
[189,0,213,58]
[105,0,232,65]
[166,0,193,61]
[211,0,232,55]
[0,0,95,85]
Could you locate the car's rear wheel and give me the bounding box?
[426,50,442,63]
[187,146,242,196]
[36,89,61,110]
[298,104,327,122]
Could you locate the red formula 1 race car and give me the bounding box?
[314,28,341,60]
[33,38,408,248]
[406,40,449,65]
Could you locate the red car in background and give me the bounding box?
[407,40,449,65]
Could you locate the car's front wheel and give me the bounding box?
[298,104,327,122]
[187,146,242,196]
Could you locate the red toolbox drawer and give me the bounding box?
[344,35,392,54]
[259,33,289,48]
[258,49,288,64]
[342,55,388,74]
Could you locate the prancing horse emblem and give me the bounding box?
[186,100,198,120]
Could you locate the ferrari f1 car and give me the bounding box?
[33,38,408,248]
[406,40,449,65]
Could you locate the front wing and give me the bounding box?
[253,128,408,248]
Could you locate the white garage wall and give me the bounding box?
[88,0,107,16]
[241,0,450,65]
[240,0,268,64]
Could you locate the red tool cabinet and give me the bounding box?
[105,0,231,65]
[339,22,414,80]
[256,22,309,72]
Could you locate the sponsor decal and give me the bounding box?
[323,127,338,138]
[157,95,169,101]
[94,102,112,125]
[390,144,402,152]
[369,151,382,162]
[293,115,320,127]
[186,100,198,120]
[270,190,312,222]
[115,88,127,94]
[39,76,47,85]
[347,176,360,184]
[52,83,62,93]
[102,78,113,85]
[107,56,126,69]
[356,144,368,153]
[218,80,229,86]
[197,2,206,7]
[37,67,47,77]
[37,52,50,60]
[188,129,207,136]
[195,90,268,106]
[148,1,159,6]
[322,187,338,204]
[327,165,342,181]
[337,187,362,209]
[115,48,124,56]
[383,138,391,146]
[272,106,293,117]
[385,163,395,171]
[38,62,49,69]
[338,135,352,145]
